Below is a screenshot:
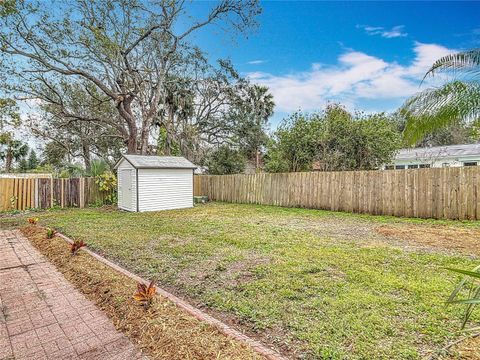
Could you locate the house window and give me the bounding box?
[408,164,419,169]
[464,162,478,167]
[395,165,405,170]
[385,165,394,170]
[419,164,431,168]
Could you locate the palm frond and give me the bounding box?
[447,267,480,279]
[447,265,480,329]
[88,159,108,177]
[401,80,480,144]
[426,49,480,80]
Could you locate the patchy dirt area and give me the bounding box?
[246,212,480,258]
[177,251,271,291]
[376,225,480,258]
[252,214,379,242]
[278,212,480,258]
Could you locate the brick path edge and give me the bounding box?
[54,231,288,360]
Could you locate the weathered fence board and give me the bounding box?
[0,177,111,212]
[194,167,480,220]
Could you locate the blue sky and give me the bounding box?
[189,1,480,126]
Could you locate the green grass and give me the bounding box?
[2,202,478,359]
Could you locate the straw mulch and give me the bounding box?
[21,226,264,360]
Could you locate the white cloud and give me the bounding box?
[358,25,408,38]
[247,59,266,65]
[247,42,454,113]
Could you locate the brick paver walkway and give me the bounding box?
[0,230,146,360]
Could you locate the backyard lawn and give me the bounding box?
[2,202,479,359]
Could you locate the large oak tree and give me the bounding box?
[0,0,261,154]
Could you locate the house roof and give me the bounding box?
[395,143,480,161]
[115,155,196,169]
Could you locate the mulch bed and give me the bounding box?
[21,226,264,360]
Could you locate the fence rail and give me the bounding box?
[194,167,480,220]
[0,177,110,212]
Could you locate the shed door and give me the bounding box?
[120,169,132,209]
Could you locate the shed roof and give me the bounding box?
[395,143,480,161]
[115,155,196,169]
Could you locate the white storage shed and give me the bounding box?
[114,155,197,212]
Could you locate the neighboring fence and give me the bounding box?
[0,177,110,212]
[194,167,480,220]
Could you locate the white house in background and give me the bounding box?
[0,173,52,178]
[385,143,480,170]
[114,155,196,212]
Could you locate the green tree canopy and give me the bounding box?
[265,105,402,173]
[205,145,246,175]
[27,149,39,170]
[42,141,69,170]
[0,98,20,132]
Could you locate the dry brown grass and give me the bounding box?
[376,225,480,257]
[447,335,480,359]
[21,226,264,360]
[432,334,480,360]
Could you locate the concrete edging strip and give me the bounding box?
[55,232,287,360]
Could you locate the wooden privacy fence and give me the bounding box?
[0,177,111,212]
[194,167,480,220]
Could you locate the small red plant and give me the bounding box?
[133,280,156,308]
[70,240,86,256]
[46,227,56,239]
[28,217,39,225]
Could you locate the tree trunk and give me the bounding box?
[165,107,175,156]
[140,123,150,155]
[117,96,139,154]
[82,143,91,171]
[126,135,137,154]
[5,149,12,172]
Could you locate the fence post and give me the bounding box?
[34,178,38,209]
[49,177,53,208]
[60,178,64,208]
[79,177,84,208]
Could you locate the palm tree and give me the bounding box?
[0,132,29,172]
[242,85,275,169]
[402,49,480,144]
[87,158,109,177]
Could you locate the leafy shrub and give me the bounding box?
[46,227,56,239]
[95,171,117,205]
[133,280,156,308]
[9,195,17,209]
[28,217,39,225]
[70,240,86,255]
